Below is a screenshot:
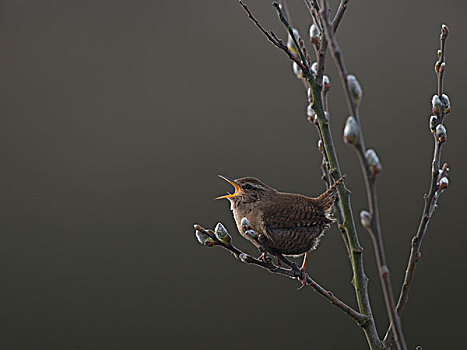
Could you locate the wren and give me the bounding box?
[217,175,345,276]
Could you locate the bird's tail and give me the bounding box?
[317,174,346,212]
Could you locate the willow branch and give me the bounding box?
[268,3,382,349]
[318,1,408,349]
[332,0,349,32]
[272,2,311,72]
[321,133,350,257]
[383,24,450,349]
[278,0,291,24]
[315,12,328,84]
[278,0,349,261]
[314,94,350,256]
[303,0,321,31]
[301,0,349,257]
[302,0,327,83]
[194,224,368,326]
[239,1,309,75]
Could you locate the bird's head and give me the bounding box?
[216,175,277,205]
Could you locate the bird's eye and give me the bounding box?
[244,184,253,190]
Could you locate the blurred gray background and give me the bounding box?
[0,0,465,349]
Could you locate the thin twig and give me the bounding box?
[239,1,308,74]
[383,24,450,349]
[194,224,369,326]
[279,0,291,24]
[303,0,321,30]
[437,27,447,97]
[272,2,310,72]
[318,1,408,349]
[315,5,328,85]
[332,0,349,33]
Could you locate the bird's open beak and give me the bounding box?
[216,175,241,200]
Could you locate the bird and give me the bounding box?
[216,175,345,280]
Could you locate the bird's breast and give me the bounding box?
[231,203,264,246]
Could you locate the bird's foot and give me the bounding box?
[268,253,283,271]
[297,251,310,290]
[275,253,282,267]
[257,252,267,261]
[296,267,308,290]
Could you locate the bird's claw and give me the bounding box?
[257,252,267,261]
[275,253,283,267]
[296,268,308,290]
[296,251,310,290]
[265,253,284,271]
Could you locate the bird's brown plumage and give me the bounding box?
[219,176,345,257]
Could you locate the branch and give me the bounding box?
[383,24,451,348]
[193,223,369,326]
[267,3,382,349]
[311,92,350,257]
[303,0,321,30]
[332,0,349,33]
[318,1,408,349]
[304,0,348,82]
[278,0,291,24]
[272,2,311,73]
[300,1,350,258]
[239,1,309,74]
[302,0,327,83]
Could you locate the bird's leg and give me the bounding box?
[257,251,268,261]
[275,253,282,267]
[275,253,297,269]
[298,251,310,287]
[300,251,310,272]
[256,246,269,261]
[257,235,281,269]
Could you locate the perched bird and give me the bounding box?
[216,175,345,278]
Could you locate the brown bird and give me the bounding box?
[216,175,345,279]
